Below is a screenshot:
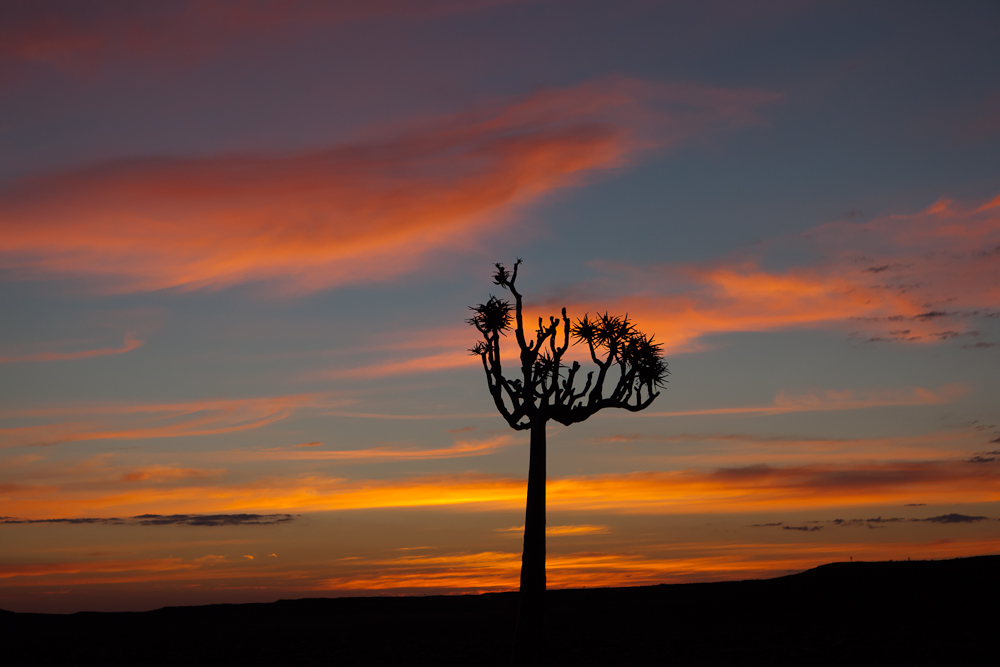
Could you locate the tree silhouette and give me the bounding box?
[468,259,668,665]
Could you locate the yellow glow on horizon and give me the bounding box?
[4,459,998,520]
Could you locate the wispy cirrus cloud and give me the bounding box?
[0,78,778,294]
[0,393,344,448]
[305,327,481,380]
[323,350,476,380]
[0,332,142,364]
[0,308,162,365]
[247,434,519,462]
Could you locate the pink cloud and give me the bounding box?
[557,191,1000,353]
[0,78,778,294]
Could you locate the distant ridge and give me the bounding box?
[786,553,1000,581]
[7,554,999,666]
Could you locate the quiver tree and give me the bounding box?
[468,259,668,664]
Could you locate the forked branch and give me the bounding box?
[469,261,668,429]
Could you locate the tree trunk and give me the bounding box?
[511,418,546,665]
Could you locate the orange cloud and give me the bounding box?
[4,457,998,520]
[302,325,480,381]
[119,466,219,483]
[325,350,476,380]
[0,393,343,448]
[575,192,1000,353]
[542,462,1000,513]
[0,333,142,364]
[249,434,519,462]
[498,524,610,536]
[314,410,495,420]
[0,78,778,294]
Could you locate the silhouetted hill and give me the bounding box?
[6,555,998,666]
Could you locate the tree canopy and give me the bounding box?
[468,259,668,429]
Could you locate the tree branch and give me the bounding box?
[471,259,667,430]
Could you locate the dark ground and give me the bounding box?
[4,555,998,666]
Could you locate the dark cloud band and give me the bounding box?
[0,513,294,526]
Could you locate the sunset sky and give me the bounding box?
[2,0,999,614]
